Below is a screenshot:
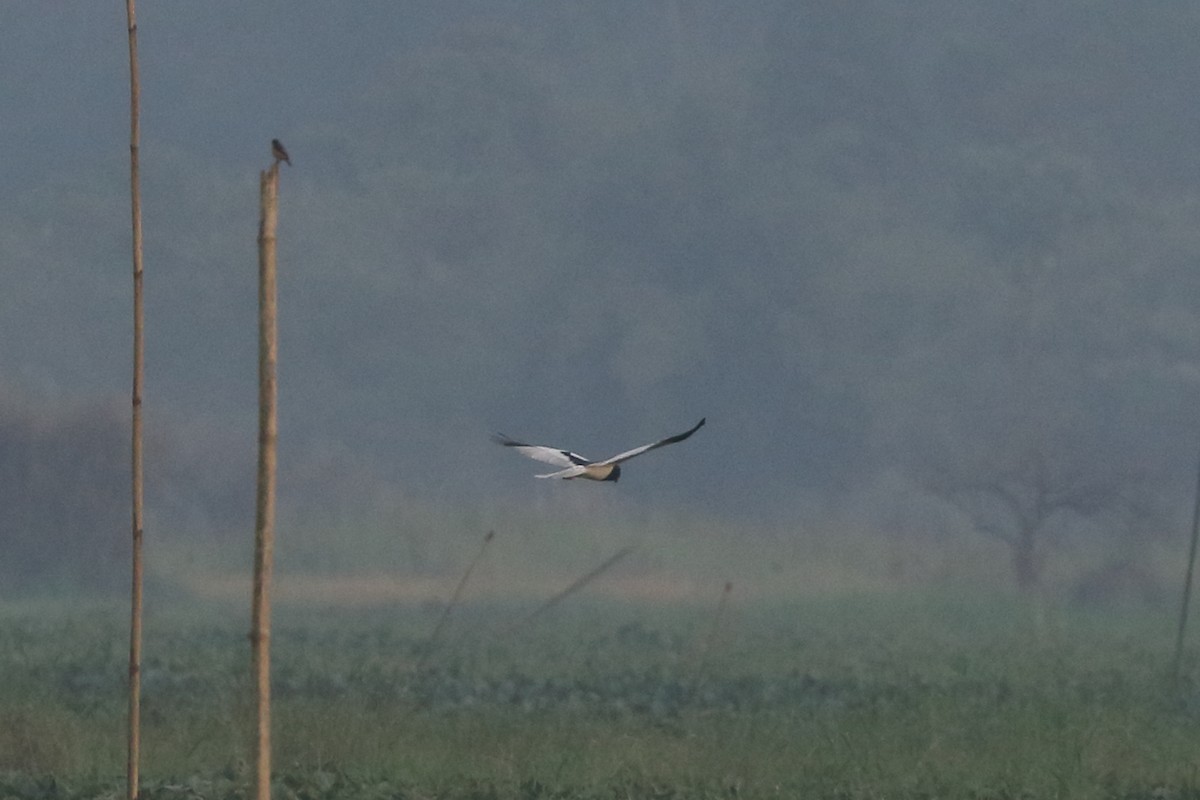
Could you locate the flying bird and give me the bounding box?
[271,138,291,166]
[494,418,705,482]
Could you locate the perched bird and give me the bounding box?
[271,138,291,166]
[494,418,705,482]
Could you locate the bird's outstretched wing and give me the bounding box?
[597,418,706,466]
[533,465,590,480]
[492,434,592,468]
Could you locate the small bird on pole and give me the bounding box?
[271,139,291,166]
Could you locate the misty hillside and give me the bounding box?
[3,2,1200,585]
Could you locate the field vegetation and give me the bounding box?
[2,528,1198,800]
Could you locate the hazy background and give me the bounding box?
[3,2,1199,597]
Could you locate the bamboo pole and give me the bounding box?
[250,162,280,800]
[1172,449,1200,685]
[123,2,144,797]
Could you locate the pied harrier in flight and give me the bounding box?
[493,418,706,482]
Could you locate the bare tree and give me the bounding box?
[932,445,1148,591]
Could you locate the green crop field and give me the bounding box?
[2,589,1199,799]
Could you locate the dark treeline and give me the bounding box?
[3,2,1200,586]
[0,399,127,590]
[280,3,1200,498]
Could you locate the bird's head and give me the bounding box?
[605,464,621,483]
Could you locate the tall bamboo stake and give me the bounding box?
[1171,448,1200,685]
[123,2,144,797]
[251,162,280,800]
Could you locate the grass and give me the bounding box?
[2,588,1200,798]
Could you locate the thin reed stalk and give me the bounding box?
[503,545,634,635]
[1172,449,1200,685]
[250,162,280,800]
[123,2,144,797]
[418,530,495,669]
[690,581,733,677]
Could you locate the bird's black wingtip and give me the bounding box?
[667,417,706,444]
